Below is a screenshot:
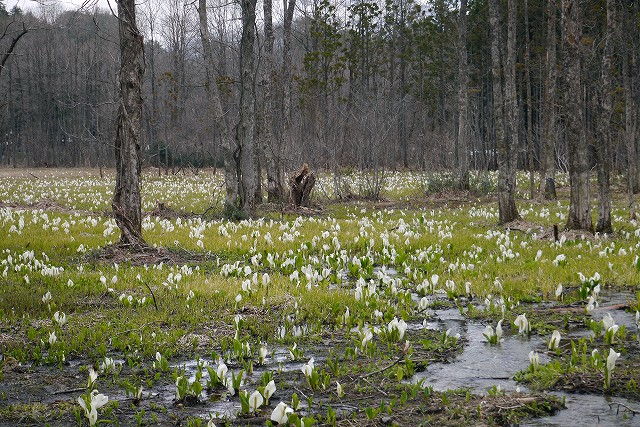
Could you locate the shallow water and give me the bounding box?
[523,393,640,426]
[411,298,640,426]
[412,321,547,393]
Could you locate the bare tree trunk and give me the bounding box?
[147,14,160,177]
[281,0,296,167]
[504,0,520,221]
[262,0,285,202]
[112,0,146,248]
[457,0,470,191]
[563,0,592,231]
[541,0,557,199]
[623,5,637,219]
[197,0,239,210]
[595,0,615,233]
[490,0,519,224]
[524,0,535,200]
[634,1,640,193]
[397,0,408,169]
[238,0,259,214]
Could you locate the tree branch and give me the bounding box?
[0,22,28,78]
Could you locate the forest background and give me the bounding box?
[0,0,638,220]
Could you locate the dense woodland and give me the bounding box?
[0,1,639,220]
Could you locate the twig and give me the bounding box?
[114,323,150,337]
[494,398,538,411]
[175,243,196,257]
[144,281,158,311]
[347,354,405,385]
[229,416,268,425]
[361,376,388,396]
[293,387,309,402]
[53,387,85,395]
[27,172,41,180]
[495,404,524,410]
[609,402,640,415]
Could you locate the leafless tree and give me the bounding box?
[595,0,615,233]
[562,0,592,231]
[197,0,239,209]
[490,0,519,224]
[457,0,469,191]
[260,0,285,202]
[112,0,146,248]
[540,0,558,199]
[238,0,258,214]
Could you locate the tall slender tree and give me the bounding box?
[595,0,615,233]
[503,0,519,220]
[457,0,470,190]
[524,0,535,200]
[261,0,285,202]
[112,0,146,248]
[490,0,519,224]
[197,0,239,210]
[540,0,558,199]
[281,0,296,171]
[238,0,258,214]
[563,0,592,231]
[622,3,637,218]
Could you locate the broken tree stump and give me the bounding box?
[289,163,315,207]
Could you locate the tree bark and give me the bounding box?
[281,0,296,167]
[397,0,408,169]
[457,0,470,191]
[197,0,239,210]
[112,0,146,248]
[524,0,535,200]
[238,0,259,214]
[562,0,592,231]
[595,0,615,233]
[289,163,315,207]
[490,0,519,224]
[623,4,637,218]
[633,1,640,194]
[541,0,558,199]
[261,0,285,202]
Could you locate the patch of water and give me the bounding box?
[412,322,548,393]
[523,393,640,426]
[592,305,639,331]
[411,298,639,426]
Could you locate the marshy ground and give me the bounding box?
[0,168,639,426]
